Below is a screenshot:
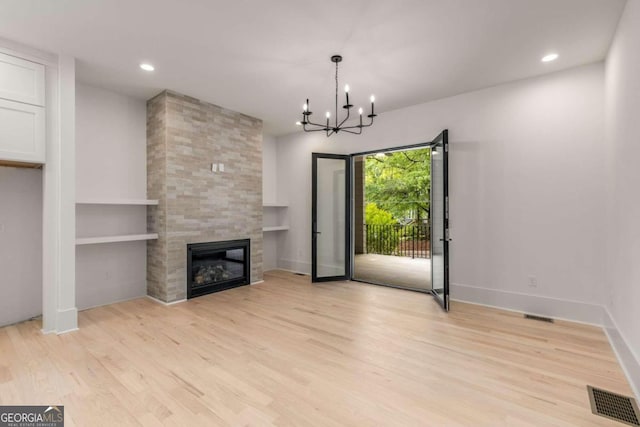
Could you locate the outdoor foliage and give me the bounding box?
[363,148,431,256]
[365,203,399,255]
[365,203,396,225]
[365,148,431,223]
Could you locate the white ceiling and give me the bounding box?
[0,0,626,136]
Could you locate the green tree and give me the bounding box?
[365,148,430,223]
[365,203,396,225]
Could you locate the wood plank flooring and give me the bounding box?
[0,270,633,426]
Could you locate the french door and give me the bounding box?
[311,153,351,282]
[430,130,450,310]
[311,130,449,312]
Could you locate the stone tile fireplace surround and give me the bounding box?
[146,91,263,302]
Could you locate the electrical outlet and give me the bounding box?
[211,163,217,172]
[219,163,224,172]
[528,276,538,288]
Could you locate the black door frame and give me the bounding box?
[348,130,449,307]
[350,141,434,294]
[429,130,450,310]
[311,130,449,310]
[311,153,352,282]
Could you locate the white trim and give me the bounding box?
[55,308,78,334]
[78,295,147,312]
[251,280,265,285]
[76,233,158,245]
[146,295,186,306]
[277,259,311,275]
[269,267,310,276]
[450,282,639,400]
[602,308,640,401]
[450,282,606,326]
[76,198,158,205]
[263,226,289,232]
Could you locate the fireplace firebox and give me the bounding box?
[187,239,250,298]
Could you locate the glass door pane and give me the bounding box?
[312,153,351,282]
[430,130,450,310]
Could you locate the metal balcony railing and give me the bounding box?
[365,224,430,259]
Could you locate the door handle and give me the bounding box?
[313,231,322,235]
[439,238,452,242]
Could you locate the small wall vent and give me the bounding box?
[524,314,554,323]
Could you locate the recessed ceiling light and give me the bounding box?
[541,53,558,63]
[140,63,155,71]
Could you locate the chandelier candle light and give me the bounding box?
[300,55,376,136]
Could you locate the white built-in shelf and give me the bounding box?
[263,203,288,208]
[76,198,159,206]
[262,226,289,232]
[76,233,159,246]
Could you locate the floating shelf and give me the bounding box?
[263,203,288,208]
[76,198,159,205]
[76,233,159,245]
[262,226,289,232]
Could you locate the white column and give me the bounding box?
[42,55,77,333]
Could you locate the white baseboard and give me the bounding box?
[602,308,640,401]
[267,267,310,276]
[277,258,311,275]
[146,295,186,306]
[78,294,147,312]
[55,307,78,334]
[451,282,639,400]
[451,282,606,326]
[251,280,264,285]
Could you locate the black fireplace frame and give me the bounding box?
[187,239,250,299]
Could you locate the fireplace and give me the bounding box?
[187,239,250,298]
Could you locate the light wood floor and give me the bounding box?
[0,270,633,426]
[354,253,431,290]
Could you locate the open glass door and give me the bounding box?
[312,153,351,282]
[430,130,450,310]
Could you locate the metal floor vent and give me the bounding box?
[588,385,640,426]
[524,314,554,323]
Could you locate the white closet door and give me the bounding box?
[0,52,45,106]
[0,98,45,163]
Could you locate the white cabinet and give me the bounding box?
[0,53,45,106]
[0,99,45,163]
[0,52,46,165]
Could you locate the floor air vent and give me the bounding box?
[524,314,554,323]
[587,385,640,426]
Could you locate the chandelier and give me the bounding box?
[299,55,376,136]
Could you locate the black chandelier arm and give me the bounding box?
[303,117,331,129]
[339,127,363,135]
[336,105,351,129]
[302,123,329,132]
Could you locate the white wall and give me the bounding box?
[276,63,607,322]
[76,84,146,199]
[262,134,279,272]
[75,83,148,309]
[0,168,42,326]
[263,134,278,203]
[604,0,640,399]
